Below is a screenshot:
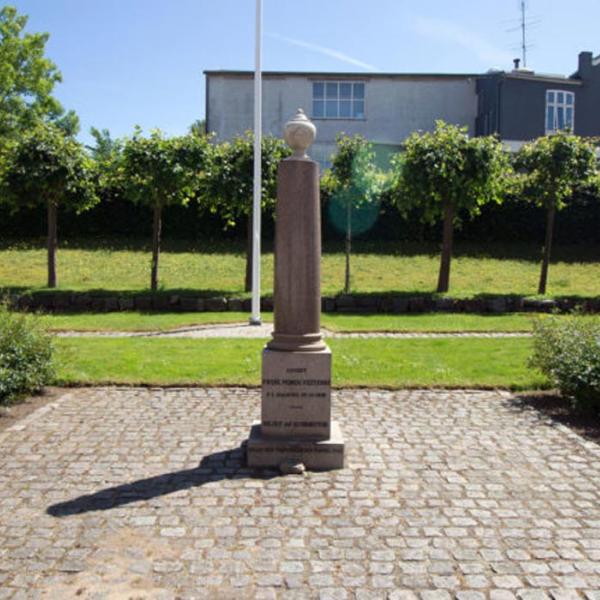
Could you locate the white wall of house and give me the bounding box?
[206,72,478,166]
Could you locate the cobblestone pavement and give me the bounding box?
[1,387,599,599]
[55,322,530,339]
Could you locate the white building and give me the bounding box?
[204,70,478,167]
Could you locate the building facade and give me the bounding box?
[205,51,599,166]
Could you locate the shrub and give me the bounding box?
[529,315,600,415]
[0,304,54,405]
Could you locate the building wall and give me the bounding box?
[575,52,600,137]
[206,73,478,165]
[477,74,581,141]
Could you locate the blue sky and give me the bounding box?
[11,0,600,145]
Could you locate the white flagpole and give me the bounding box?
[250,0,263,325]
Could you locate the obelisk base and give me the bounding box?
[247,345,345,471]
[246,421,345,470]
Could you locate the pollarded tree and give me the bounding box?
[202,132,291,292]
[322,134,385,293]
[118,130,211,291]
[515,131,599,295]
[391,121,511,293]
[0,121,98,288]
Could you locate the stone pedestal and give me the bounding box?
[246,109,345,472]
[247,346,344,470]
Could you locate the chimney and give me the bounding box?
[578,51,593,75]
[513,58,521,70]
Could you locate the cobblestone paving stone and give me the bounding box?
[55,323,530,339]
[0,387,599,599]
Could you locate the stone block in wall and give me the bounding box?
[356,296,378,310]
[152,295,171,311]
[228,298,244,312]
[391,297,409,313]
[336,295,355,311]
[378,297,394,313]
[434,297,455,312]
[486,297,507,313]
[205,297,227,311]
[523,298,556,312]
[260,297,274,312]
[408,297,426,313]
[134,295,153,311]
[118,297,135,311]
[180,297,204,311]
[104,297,119,312]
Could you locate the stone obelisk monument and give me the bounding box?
[247,109,345,471]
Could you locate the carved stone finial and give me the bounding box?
[284,108,317,158]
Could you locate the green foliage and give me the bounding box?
[322,134,386,212]
[0,5,74,143]
[0,303,54,405]
[202,132,291,227]
[118,130,211,210]
[529,314,600,415]
[87,127,123,206]
[189,119,206,137]
[515,131,599,211]
[0,121,98,212]
[391,121,511,223]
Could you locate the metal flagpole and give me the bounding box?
[250,0,262,325]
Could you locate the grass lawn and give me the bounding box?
[2,238,600,297]
[41,311,553,332]
[54,337,547,390]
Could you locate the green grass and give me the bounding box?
[41,311,555,333]
[54,337,547,390]
[2,238,600,297]
[44,312,253,331]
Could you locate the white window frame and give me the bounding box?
[545,89,575,134]
[311,81,366,120]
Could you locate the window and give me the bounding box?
[545,90,575,134]
[312,81,365,119]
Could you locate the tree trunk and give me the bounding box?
[538,203,556,295]
[151,204,162,292]
[245,212,253,293]
[344,201,352,294]
[47,201,58,288]
[436,201,455,293]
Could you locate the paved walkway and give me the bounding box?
[1,387,599,599]
[55,322,530,339]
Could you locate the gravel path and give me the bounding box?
[54,322,531,339]
[0,387,598,598]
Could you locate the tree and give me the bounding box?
[189,119,206,137]
[392,121,511,293]
[322,134,384,293]
[87,127,120,162]
[202,133,291,292]
[0,121,98,287]
[515,131,599,294]
[0,6,75,144]
[118,130,211,291]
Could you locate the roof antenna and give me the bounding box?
[504,0,539,69]
[520,0,527,67]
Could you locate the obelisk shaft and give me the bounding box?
[268,158,325,352]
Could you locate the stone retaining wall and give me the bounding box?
[7,292,600,314]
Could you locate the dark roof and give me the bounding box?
[203,69,479,80]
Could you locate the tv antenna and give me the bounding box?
[504,0,540,67]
